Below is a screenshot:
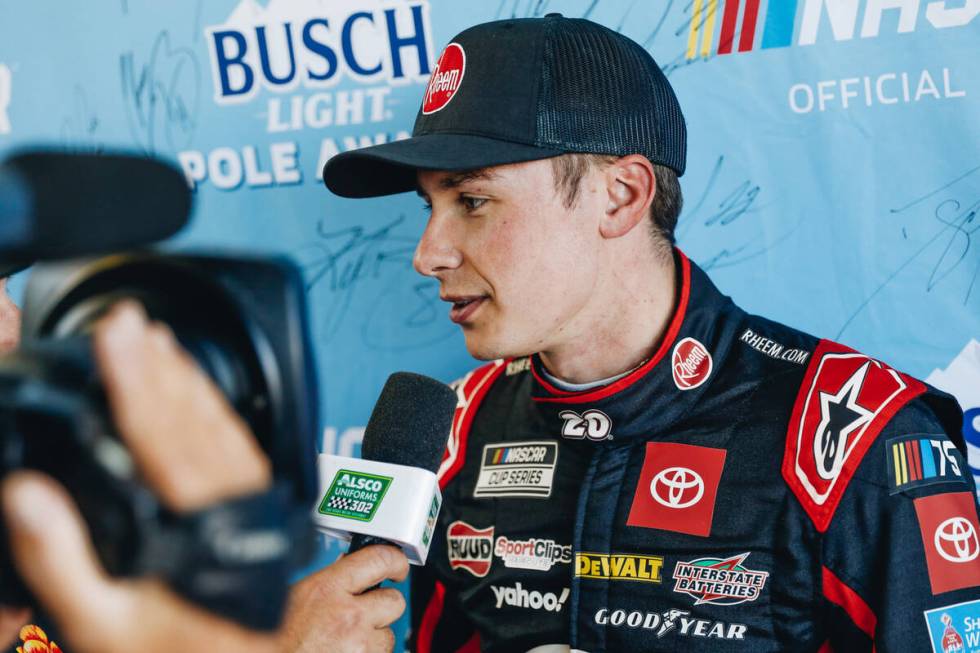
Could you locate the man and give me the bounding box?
[322,14,980,653]
[0,293,409,652]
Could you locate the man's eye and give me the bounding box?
[461,196,487,211]
[421,201,433,212]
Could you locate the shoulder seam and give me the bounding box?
[782,339,926,532]
[437,359,508,488]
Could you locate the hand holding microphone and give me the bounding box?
[313,372,458,567]
[281,373,456,652]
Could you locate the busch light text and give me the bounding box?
[207,2,433,104]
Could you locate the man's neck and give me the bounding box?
[538,249,677,385]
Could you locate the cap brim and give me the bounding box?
[322,134,564,198]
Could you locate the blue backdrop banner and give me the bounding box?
[1,1,978,648]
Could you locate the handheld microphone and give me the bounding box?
[312,372,457,565]
[0,150,192,264]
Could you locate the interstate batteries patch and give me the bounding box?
[672,553,769,606]
[474,441,558,499]
[317,469,392,522]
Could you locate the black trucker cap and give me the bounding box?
[322,13,686,198]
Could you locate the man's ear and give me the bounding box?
[599,154,656,239]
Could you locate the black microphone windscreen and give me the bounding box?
[361,372,457,474]
[0,150,191,262]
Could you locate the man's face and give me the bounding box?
[414,158,604,360]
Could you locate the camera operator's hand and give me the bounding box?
[1,301,279,653]
[97,302,410,651]
[0,278,20,355]
[93,300,273,510]
[0,276,29,650]
[1,301,410,652]
[279,545,409,653]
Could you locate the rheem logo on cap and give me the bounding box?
[422,43,465,114]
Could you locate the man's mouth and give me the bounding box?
[444,295,487,324]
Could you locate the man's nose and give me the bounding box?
[413,211,462,277]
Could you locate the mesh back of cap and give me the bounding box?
[535,19,686,175]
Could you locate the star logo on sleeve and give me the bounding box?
[813,361,874,481]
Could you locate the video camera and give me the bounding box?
[0,150,319,630]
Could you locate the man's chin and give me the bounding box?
[462,331,505,361]
[462,340,500,361]
[462,333,533,362]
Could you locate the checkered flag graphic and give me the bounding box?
[327,496,353,511]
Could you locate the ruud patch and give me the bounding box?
[447,521,494,577]
[474,440,558,499]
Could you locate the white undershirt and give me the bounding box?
[540,359,647,392]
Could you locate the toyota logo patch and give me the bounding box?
[627,442,727,537]
[934,516,980,564]
[913,491,980,594]
[651,467,705,509]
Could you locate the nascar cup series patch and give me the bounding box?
[317,469,392,522]
[473,440,558,499]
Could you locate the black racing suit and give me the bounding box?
[410,251,980,652]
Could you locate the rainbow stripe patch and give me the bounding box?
[886,435,966,495]
[686,0,799,60]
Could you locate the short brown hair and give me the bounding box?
[549,153,683,248]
